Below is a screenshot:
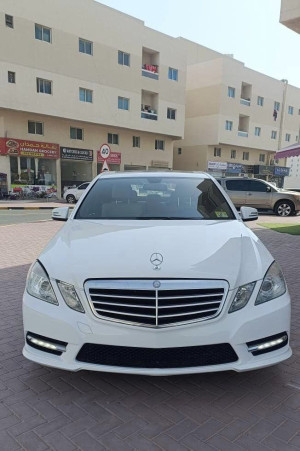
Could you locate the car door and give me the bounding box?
[223,179,250,207]
[246,180,272,208]
[75,183,89,200]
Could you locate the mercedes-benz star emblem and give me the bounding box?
[150,253,163,270]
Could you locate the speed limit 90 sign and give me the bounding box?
[99,144,111,160]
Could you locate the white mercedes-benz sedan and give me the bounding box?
[23,172,291,375]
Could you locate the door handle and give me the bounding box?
[247,193,252,196]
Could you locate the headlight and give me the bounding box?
[57,281,85,313]
[228,282,256,313]
[255,262,286,305]
[26,261,58,305]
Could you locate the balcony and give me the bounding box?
[238,131,248,137]
[141,107,158,120]
[142,64,159,80]
[240,98,251,106]
[142,47,159,81]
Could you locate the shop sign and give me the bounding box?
[0,137,59,159]
[207,161,227,171]
[60,147,93,161]
[226,163,246,174]
[253,165,274,176]
[274,166,290,176]
[97,150,121,164]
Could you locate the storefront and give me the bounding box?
[254,165,290,187]
[60,146,93,194]
[97,149,121,173]
[0,137,59,195]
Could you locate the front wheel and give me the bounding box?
[66,194,76,204]
[274,200,294,217]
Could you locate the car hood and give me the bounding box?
[39,219,273,290]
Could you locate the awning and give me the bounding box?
[275,142,300,159]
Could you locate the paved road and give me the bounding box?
[0,210,52,226]
[0,217,299,450]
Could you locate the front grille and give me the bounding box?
[85,280,228,327]
[76,343,238,368]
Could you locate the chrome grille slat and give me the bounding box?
[158,308,219,318]
[93,301,156,309]
[85,280,228,328]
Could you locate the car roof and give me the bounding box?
[96,171,212,180]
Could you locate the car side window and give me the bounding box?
[248,181,269,192]
[78,183,89,190]
[225,180,250,191]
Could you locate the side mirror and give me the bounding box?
[240,206,258,222]
[266,186,271,192]
[52,207,69,221]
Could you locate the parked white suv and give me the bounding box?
[63,182,90,203]
[23,172,291,375]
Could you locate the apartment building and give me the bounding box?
[0,0,186,196]
[280,0,300,33]
[173,39,300,187]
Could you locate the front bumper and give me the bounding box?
[22,287,292,375]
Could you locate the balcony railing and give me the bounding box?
[238,131,248,137]
[142,64,159,80]
[141,110,158,120]
[240,98,251,106]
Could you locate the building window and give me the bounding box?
[298,109,300,115]
[155,139,165,150]
[230,150,236,159]
[37,78,52,94]
[257,96,264,106]
[254,127,261,136]
[243,152,249,161]
[271,130,277,139]
[133,136,140,148]
[259,154,265,162]
[79,38,93,55]
[70,127,83,140]
[35,24,51,43]
[8,71,15,83]
[167,108,176,120]
[108,133,119,145]
[178,148,182,155]
[118,51,130,66]
[5,14,13,28]
[168,67,178,81]
[274,101,280,111]
[28,121,43,135]
[118,96,129,110]
[288,106,294,115]
[214,147,221,157]
[227,87,235,98]
[225,120,233,131]
[285,133,291,142]
[79,87,93,103]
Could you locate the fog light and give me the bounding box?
[26,333,67,356]
[247,332,288,356]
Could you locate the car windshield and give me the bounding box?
[75,176,235,220]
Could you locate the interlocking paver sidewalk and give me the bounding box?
[0,217,299,450]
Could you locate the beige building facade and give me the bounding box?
[173,39,300,186]
[280,0,300,33]
[0,0,186,196]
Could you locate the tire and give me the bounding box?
[274,200,294,217]
[66,194,76,204]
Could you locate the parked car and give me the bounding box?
[63,182,90,203]
[216,177,300,216]
[23,172,291,375]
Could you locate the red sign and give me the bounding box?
[0,138,60,159]
[97,150,121,165]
